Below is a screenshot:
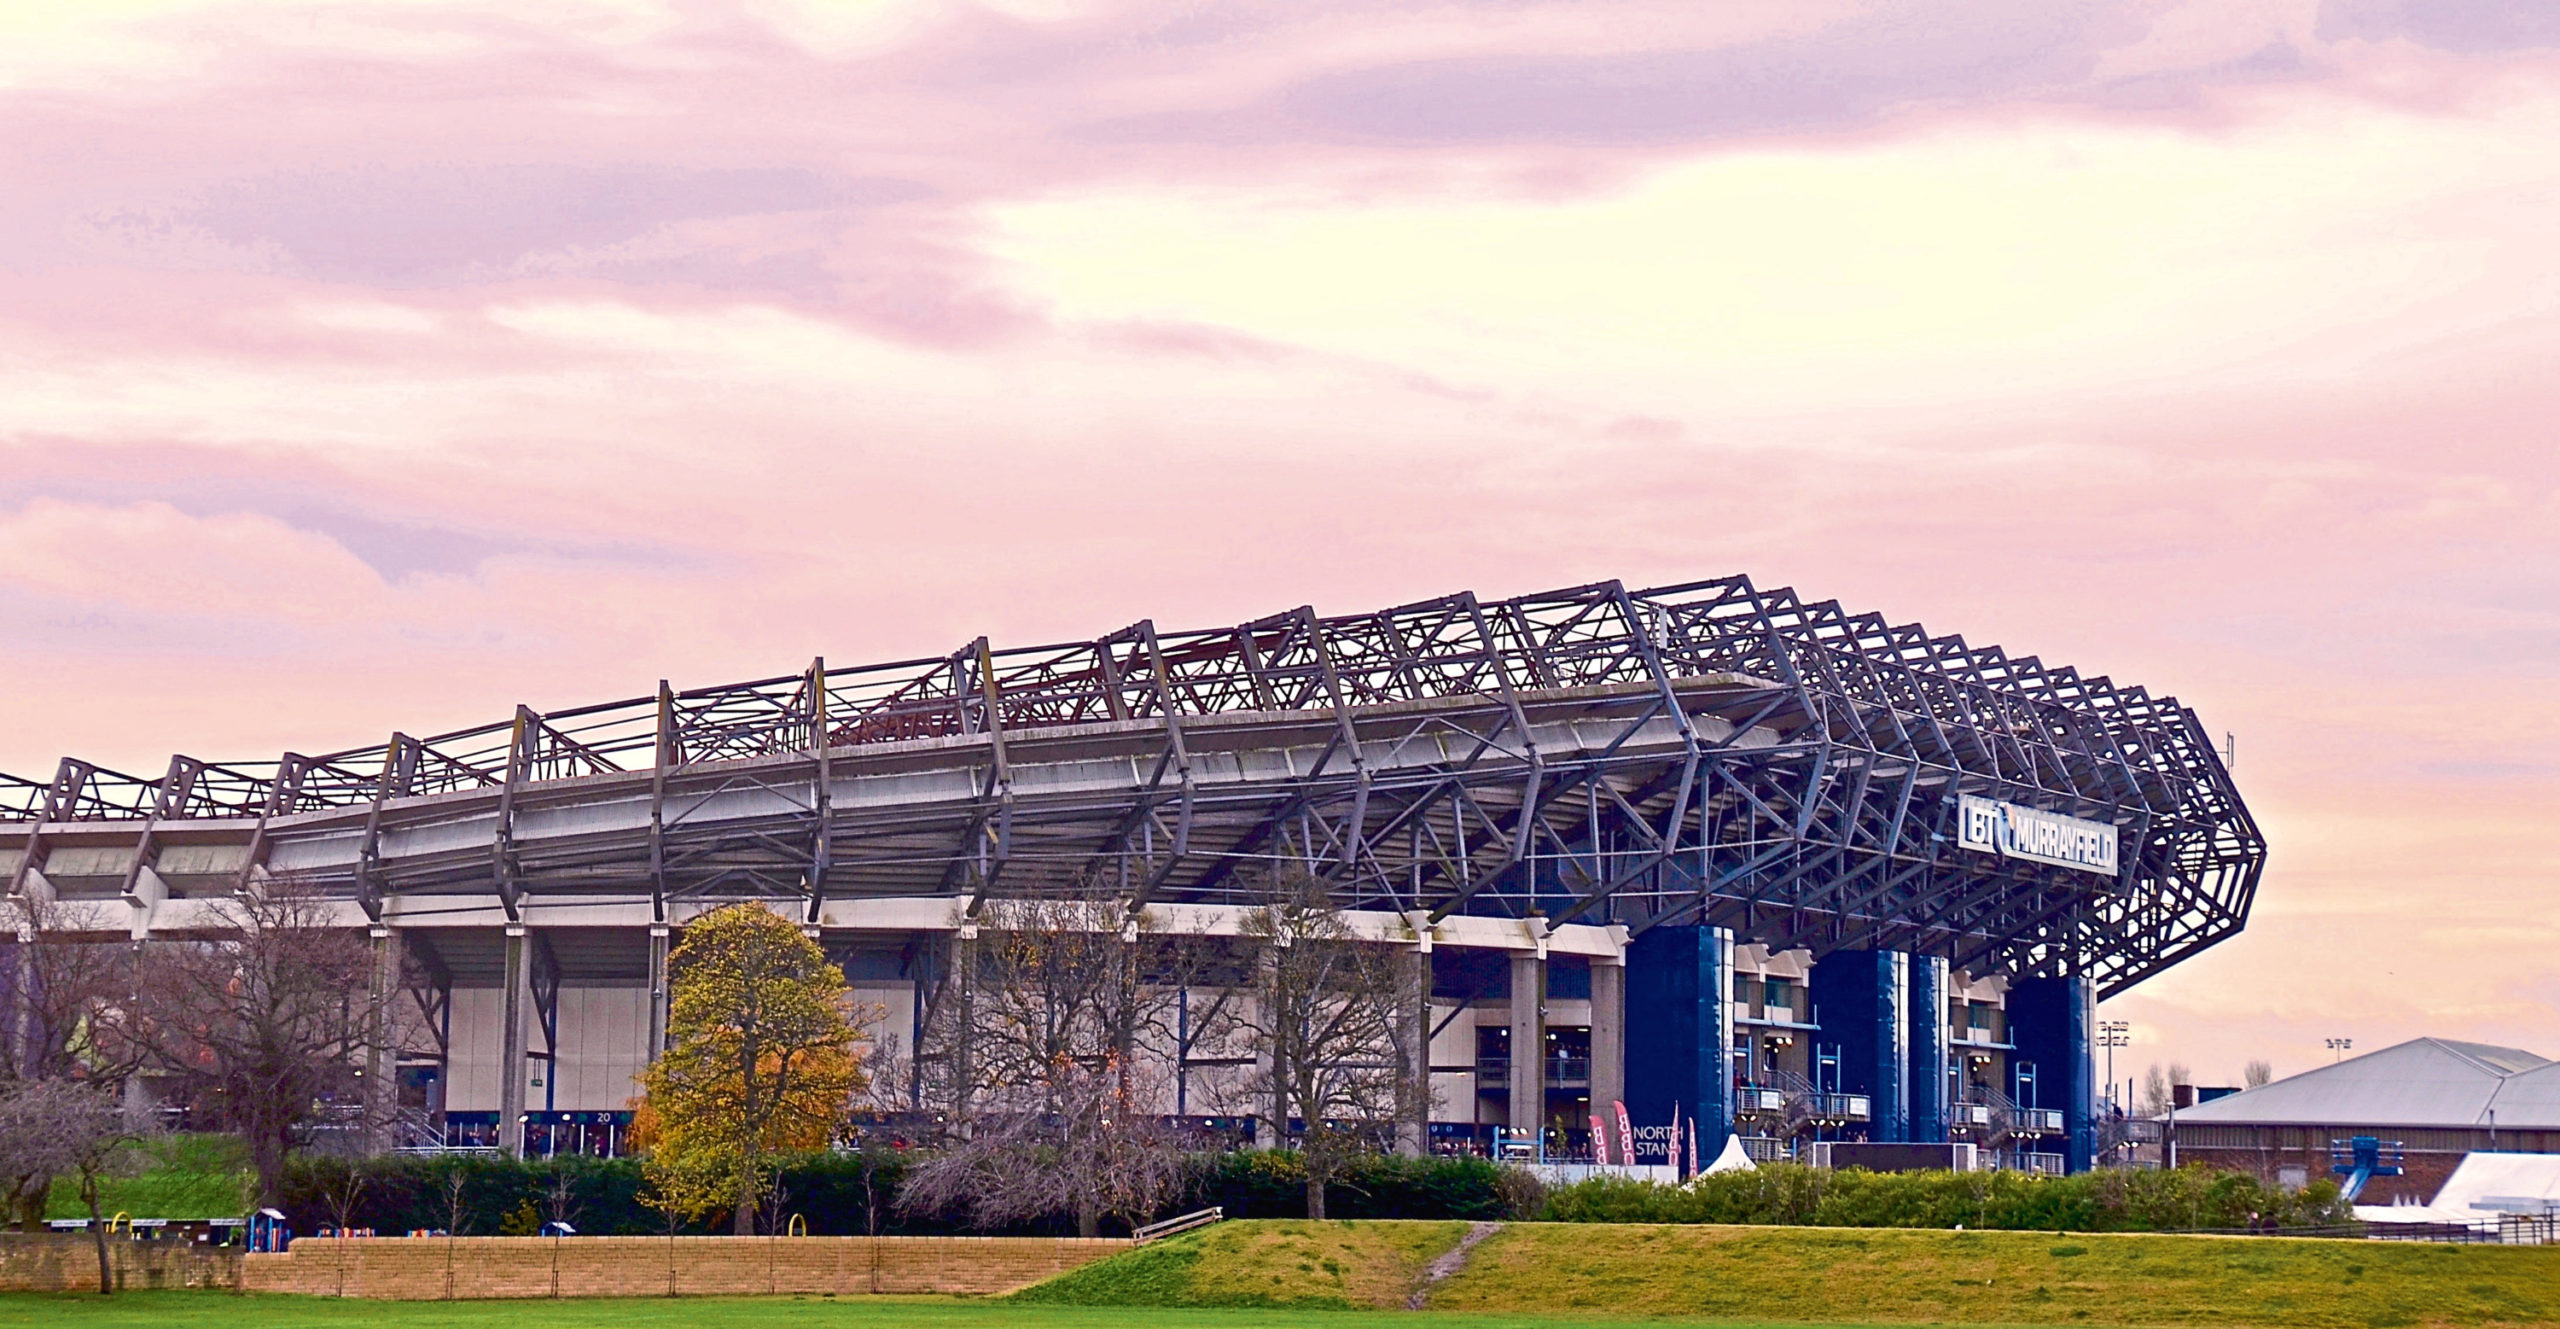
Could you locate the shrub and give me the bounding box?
[1188,1151,1516,1221]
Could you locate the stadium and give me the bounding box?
[1,575,2263,1173]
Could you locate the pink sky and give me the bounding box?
[5,1,2556,1091]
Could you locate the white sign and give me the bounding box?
[1958,796,2119,876]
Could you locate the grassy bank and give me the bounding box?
[1012,1219,1470,1309]
[44,1135,252,1222]
[1023,1219,2560,1327]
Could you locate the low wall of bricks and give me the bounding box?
[0,1233,243,1293]
[243,1234,1131,1299]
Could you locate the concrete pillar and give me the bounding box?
[1394,948,1429,1157]
[499,922,528,1157]
[1626,924,1734,1161]
[1811,948,1910,1142]
[1909,954,1952,1144]
[121,1066,154,1121]
[645,923,671,1060]
[1258,943,1288,1148]
[10,923,32,1076]
[1507,951,1544,1150]
[952,931,978,1122]
[2009,973,2097,1172]
[367,925,401,1150]
[1589,956,1626,1117]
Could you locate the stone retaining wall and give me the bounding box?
[244,1234,1130,1299]
[0,1234,243,1293]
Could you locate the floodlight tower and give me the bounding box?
[2098,1020,2131,1111]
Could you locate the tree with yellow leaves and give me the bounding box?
[637,904,867,1234]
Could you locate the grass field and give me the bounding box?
[10,1219,2560,1328]
[1021,1218,2560,1327]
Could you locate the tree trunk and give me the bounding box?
[732,1200,755,1235]
[84,1173,112,1296]
[1076,1203,1099,1239]
[251,1119,290,1209]
[1305,1168,1326,1222]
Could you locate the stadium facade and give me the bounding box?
[2,576,2263,1171]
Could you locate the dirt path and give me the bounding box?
[1406,1222,1501,1310]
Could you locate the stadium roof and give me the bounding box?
[2175,1037,2558,1129]
[2,575,2264,993]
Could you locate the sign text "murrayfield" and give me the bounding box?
[1957,795,2120,876]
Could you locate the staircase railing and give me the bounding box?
[1133,1206,1224,1244]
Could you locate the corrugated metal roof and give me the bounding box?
[2485,1061,2560,1126]
[2173,1037,2556,1129]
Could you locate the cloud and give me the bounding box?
[2319,0,2560,54]
[2,0,2558,1094]
[150,164,911,284]
[1259,1,2136,144]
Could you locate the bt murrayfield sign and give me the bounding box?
[1958,795,2120,876]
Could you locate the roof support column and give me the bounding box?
[9,919,33,1076]
[367,924,402,1151]
[499,921,528,1157]
[646,922,671,1061]
[1507,951,1544,1151]
[1259,945,1287,1149]
[1394,944,1430,1157]
[1590,951,1627,1127]
[950,928,977,1121]
[1909,953,1952,1144]
[1627,923,1735,1163]
[2009,973,2095,1172]
[1811,949,1911,1143]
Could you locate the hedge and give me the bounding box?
[276,1151,2348,1238]
[1539,1163,2354,1232]
[277,1149,1523,1237]
[278,1150,935,1238]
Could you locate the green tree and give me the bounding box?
[636,904,867,1234]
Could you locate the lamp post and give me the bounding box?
[2326,1037,2353,1063]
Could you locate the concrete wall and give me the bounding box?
[447,985,507,1111]
[549,985,652,1110]
[0,1234,241,1293]
[245,1234,1129,1299]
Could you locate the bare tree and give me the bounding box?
[118,881,377,1207]
[1237,871,1406,1221]
[2243,1058,2274,1089]
[310,1156,369,1297]
[900,1062,1192,1235]
[438,1166,469,1301]
[0,1078,147,1295]
[1,896,152,1231]
[901,891,1218,1236]
[1,897,137,1084]
[2139,1061,2196,1117]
